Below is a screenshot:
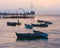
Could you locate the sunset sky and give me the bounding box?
[0,0,60,14]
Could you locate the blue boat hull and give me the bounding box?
[25,24,32,29]
[16,30,48,39]
[32,24,48,27]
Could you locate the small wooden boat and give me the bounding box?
[7,22,16,26]
[7,20,21,26]
[25,24,32,29]
[38,20,52,24]
[16,30,48,39]
[31,23,48,27]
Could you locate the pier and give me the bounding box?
[0,8,35,18]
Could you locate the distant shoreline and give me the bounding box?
[36,13,60,16]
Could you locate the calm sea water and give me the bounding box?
[0,15,60,48]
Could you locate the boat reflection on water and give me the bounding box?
[16,36,48,41]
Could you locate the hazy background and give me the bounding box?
[0,0,60,14]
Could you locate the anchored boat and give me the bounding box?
[16,30,48,39]
[37,20,52,25]
[7,22,16,26]
[31,23,48,27]
[25,24,32,29]
[7,20,21,26]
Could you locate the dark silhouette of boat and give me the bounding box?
[25,24,32,29]
[31,23,48,27]
[37,20,52,25]
[16,30,48,39]
[45,21,52,24]
[7,20,21,26]
[7,22,16,26]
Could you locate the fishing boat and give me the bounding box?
[16,30,48,39]
[38,20,52,24]
[7,20,21,26]
[25,24,32,29]
[31,23,48,27]
[7,22,16,26]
